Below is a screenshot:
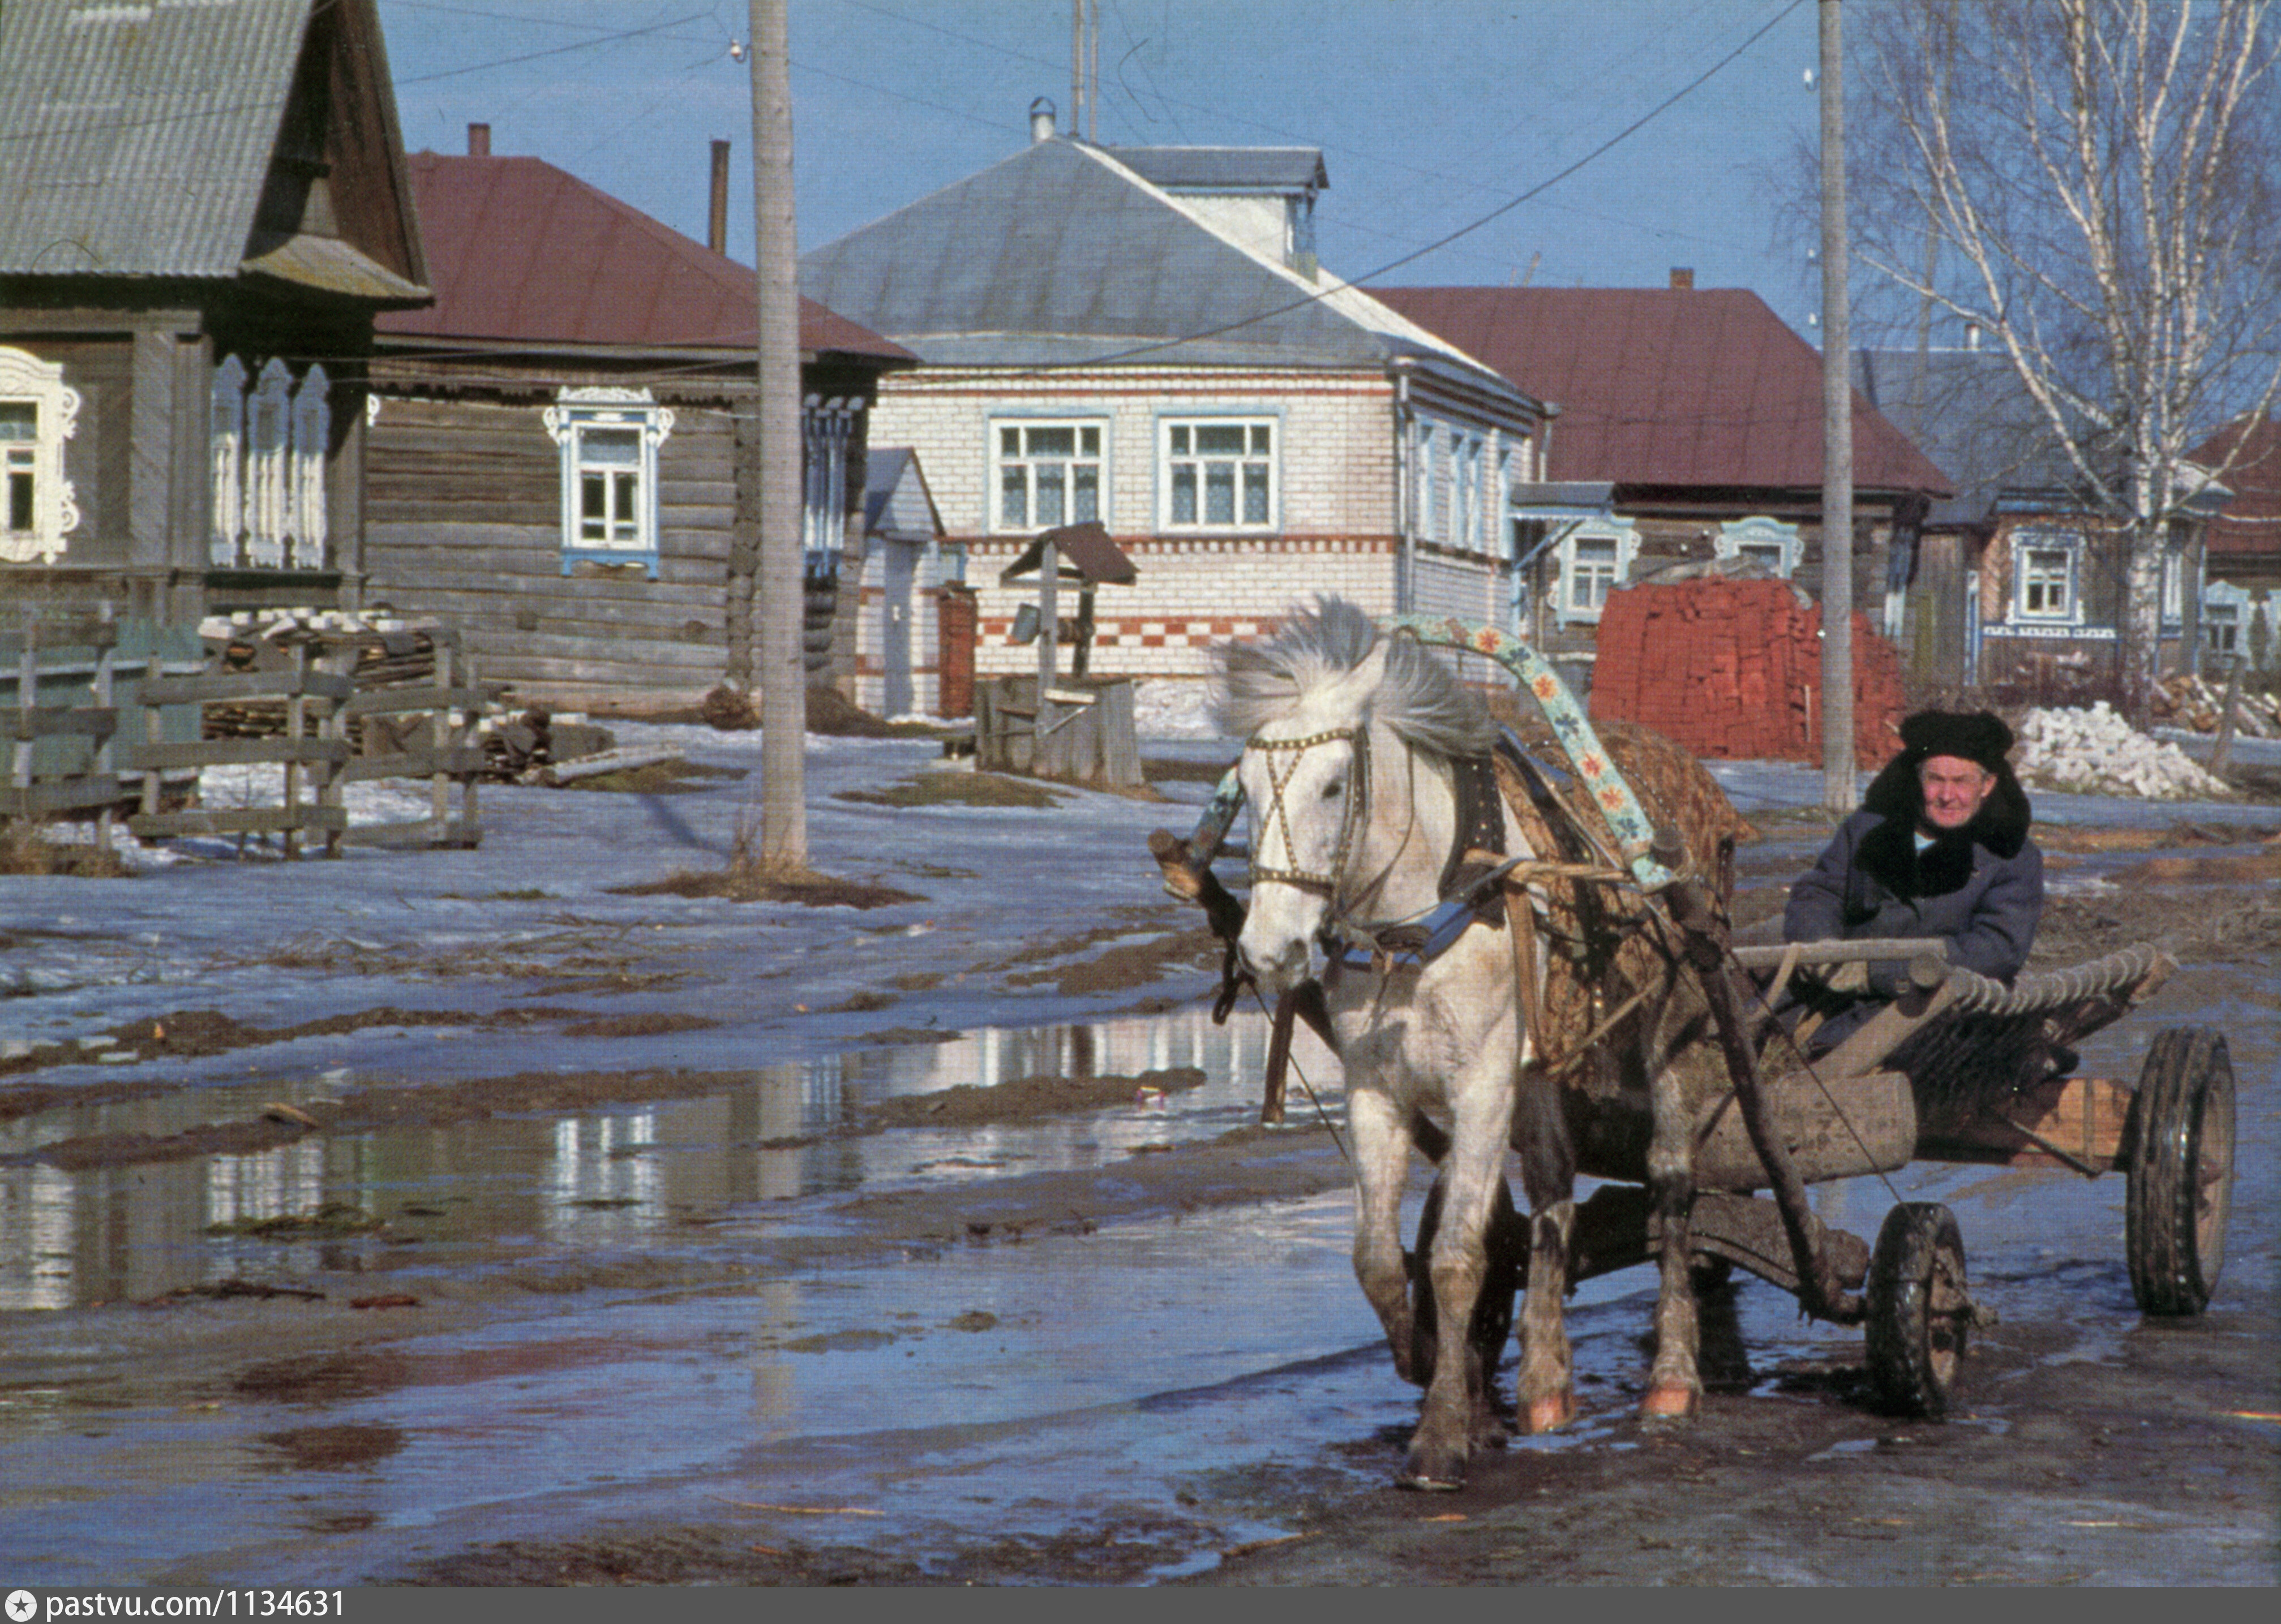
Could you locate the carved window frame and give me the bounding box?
[1713,514,1803,578]
[543,386,674,578]
[0,346,82,566]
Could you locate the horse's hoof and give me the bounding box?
[1397,1459,1467,1492]
[1640,1383,1699,1421]
[1522,1391,1575,1434]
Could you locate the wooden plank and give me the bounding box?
[342,686,492,716]
[1915,1075,2135,1170]
[128,806,350,837]
[342,817,482,849]
[118,737,353,770]
[136,670,355,706]
[0,777,127,816]
[338,747,489,782]
[1,707,117,740]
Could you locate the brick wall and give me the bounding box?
[1589,578,1905,768]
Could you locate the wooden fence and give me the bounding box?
[3,615,491,858]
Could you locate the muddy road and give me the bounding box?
[1,733,2274,1586]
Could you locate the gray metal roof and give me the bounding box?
[1101,145,1326,194]
[1853,347,2083,526]
[0,0,308,277]
[800,138,1530,409]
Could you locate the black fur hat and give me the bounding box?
[1858,707,2033,887]
[1897,710,2014,775]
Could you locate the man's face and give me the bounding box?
[1919,754,1997,832]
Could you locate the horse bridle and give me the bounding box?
[1242,724,1371,900]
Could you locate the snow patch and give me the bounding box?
[2015,704,2235,800]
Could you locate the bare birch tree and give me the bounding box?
[1849,0,2281,720]
[750,0,809,872]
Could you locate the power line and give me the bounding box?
[1027,0,1809,372]
[396,9,711,84]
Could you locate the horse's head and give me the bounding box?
[1232,645,1387,995]
[1217,598,1501,998]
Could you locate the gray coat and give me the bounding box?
[1785,809,2043,998]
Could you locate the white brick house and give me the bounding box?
[802,126,1545,697]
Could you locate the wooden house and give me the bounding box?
[363,135,913,714]
[0,0,428,627]
[800,115,1548,694]
[1376,279,1952,691]
[2186,413,2281,676]
[1855,345,2225,697]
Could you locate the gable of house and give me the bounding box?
[0,0,426,303]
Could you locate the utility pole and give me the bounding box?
[750,0,808,872]
[1817,0,1856,811]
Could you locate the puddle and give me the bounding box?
[0,1004,1342,1309]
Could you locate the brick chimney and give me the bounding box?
[467,122,490,157]
[709,139,730,255]
[1669,267,1695,290]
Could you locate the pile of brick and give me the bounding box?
[1589,578,1904,768]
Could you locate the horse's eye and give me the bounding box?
[1323,779,1344,800]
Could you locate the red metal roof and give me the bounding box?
[377,152,910,361]
[2189,413,2281,561]
[1374,286,1950,498]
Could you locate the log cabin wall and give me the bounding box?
[363,393,740,713]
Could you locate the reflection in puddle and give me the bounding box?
[0,1004,1338,1309]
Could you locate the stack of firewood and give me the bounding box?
[2153,671,2281,738]
[198,618,451,751]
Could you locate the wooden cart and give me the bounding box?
[1461,934,2237,1419]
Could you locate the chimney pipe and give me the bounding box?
[708,138,730,255]
[1669,267,1694,290]
[1029,96,1056,144]
[467,122,490,157]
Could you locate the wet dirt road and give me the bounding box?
[1,784,2274,1586]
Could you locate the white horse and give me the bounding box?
[1220,598,1701,1489]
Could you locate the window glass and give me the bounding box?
[0,403,33,440]
[994,419,1105,532]
[1161,417,1276,531]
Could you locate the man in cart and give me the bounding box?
[1782,709,2044,1056]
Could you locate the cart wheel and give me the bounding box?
[1405,1172,1523,1388]
[1865,1202,1970,1420]
[2126,1026,2235,1317]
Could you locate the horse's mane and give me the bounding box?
[1214,596,1500,760]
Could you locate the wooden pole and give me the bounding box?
[1818,0,1856,812]
[2210,653,2244,777]
[751,0,808,871]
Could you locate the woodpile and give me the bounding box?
[201,622,455,751]
[2153,671,2280,738]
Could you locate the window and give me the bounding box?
[995,420,1102,531]
[1713,515,1803,579]
[804,396,863,578]
[2202,600,2240,655]
[0,346,82,566]
[1163,418,1274,530]
[543,386,674,575]
[1412,421,1437,542]
[1555,519,1640,625]
[2160,548,2185,626]
[211,355,331,569]
[2012,527,2081,622]
[1450,432,1482,552]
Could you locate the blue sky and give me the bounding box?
[375,1,1836,334]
